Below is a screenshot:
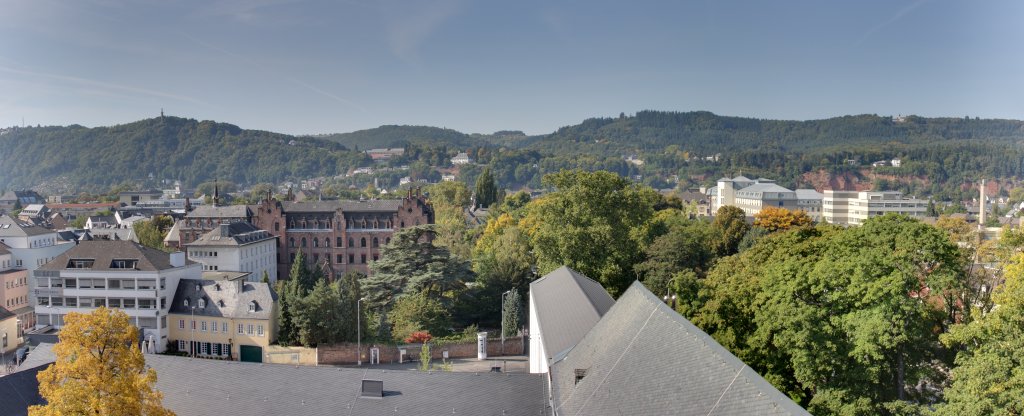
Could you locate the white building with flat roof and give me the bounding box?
[822,190,927,226]
[185,223,278,283]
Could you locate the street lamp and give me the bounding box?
[663,294,677,309]
[500,289,512,355]
[357,297,366,366]
[190,305,196,358]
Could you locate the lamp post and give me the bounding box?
[357,297,365,366]
[190,305,196,358]
[663,294,677,309]
[500,289,512,355]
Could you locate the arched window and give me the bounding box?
[385,237,391,245]
[325,238,330,248]
[301,238,307,247]
[274,222,279,232]
[360,237,366,247]
[313,239,319,248]
[372,237,379,248]
[198,298,206,308]
[348,237,354,247]
[400,221,405,228]
[289,238,295,248]
[183,298,190,307]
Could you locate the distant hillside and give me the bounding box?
[0,117,368,192]
[530,111,1024,156]
[314,125,482,150]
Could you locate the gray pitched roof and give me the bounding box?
[530,266,615,361]
[0,214,55,237]
[186,205,251,219]
[168,278,277,320]
[0,241,10,255]
[37,240,187,272]
[795,189,823,200]
[0,305,15,320]
[280,200,345,213]
[549,281,810,416]
[185,222,273,247]
[1,343,548,416]
[736,182,795,195]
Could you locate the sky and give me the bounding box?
[0,0,1022,136]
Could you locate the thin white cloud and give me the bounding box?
[379,0,465,64]
[859,0,931,45]
[0,65,211,107]
[286,77,365,112]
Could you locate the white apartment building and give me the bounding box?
[733,182,799,216]
[822,190,928,226]
[0,214,76,297]
[796,189,824,222]
[185,223,278,283]
[32,240,201,352]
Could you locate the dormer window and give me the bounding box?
[248,301,257,312]
[198,298,206,308]
[183,298,189,307]
[195,284,201,292]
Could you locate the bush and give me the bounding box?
[404,331,433,344]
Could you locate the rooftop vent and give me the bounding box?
[361,380,383,398]
[574,368,588,385]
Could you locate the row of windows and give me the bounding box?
[5,295,27,308]
[38,297,162,309]
[40,277,164,290]
[178,340,231,357]
[5,276,27,288]
[178,319,264,336]
[39,313,165,330]
[287,236,391,249]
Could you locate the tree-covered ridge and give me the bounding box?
[314,125,482,150]
[0,116,368,191]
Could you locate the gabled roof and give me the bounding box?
[0,214,54,237]
[549,281,810,416]
[0,305,15,320]
[185,204,251,219]
[530,266,615,361]
[168,277,276,320]
[185,222,273,247]
[163,220,182,243]
[37,240,188,272]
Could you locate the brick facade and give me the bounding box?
[251,189,434,281]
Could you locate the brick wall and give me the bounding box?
[317,336,525,365]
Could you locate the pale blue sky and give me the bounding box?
[0,0,1021,135]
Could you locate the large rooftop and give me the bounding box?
[37,240,189,272]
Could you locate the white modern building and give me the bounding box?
[733,182,799,216]
[0,214,76,297]
[32,240,201,352]
[185,223,278,283]
[796,189,825,222]
[822,190,928,225]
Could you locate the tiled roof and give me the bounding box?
[168,278,276,320]
[37,240,188,272]
[549,281,810,416]
[530,266,615,361]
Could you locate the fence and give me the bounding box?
[317,335,525,366]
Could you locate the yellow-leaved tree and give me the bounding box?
[29,307,175,416]
[752,206,813,232]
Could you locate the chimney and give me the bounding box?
[170,251,186,268]
[979,179,986,227]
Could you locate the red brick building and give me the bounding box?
[251,189,433,280]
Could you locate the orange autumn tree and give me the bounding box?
[753,206,813,232]
[30,307,174,416]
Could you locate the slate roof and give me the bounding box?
[2,343,548,416]
[340,199,406,212]
[795,189,823,201]
[549,281,810,416]
[168,278,276,320]
[0,305,15,320]
[280,200,344,213]
[530,266,615,362]
[37,240,188,272]
[186,205,252,218]
[0,214,55,237]
[736,182,796,196]
[186,222,273,247]
[0,241,10,255]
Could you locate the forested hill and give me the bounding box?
[315,125,481,150]
[530,111,1024,156]
[0,117,368,192]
